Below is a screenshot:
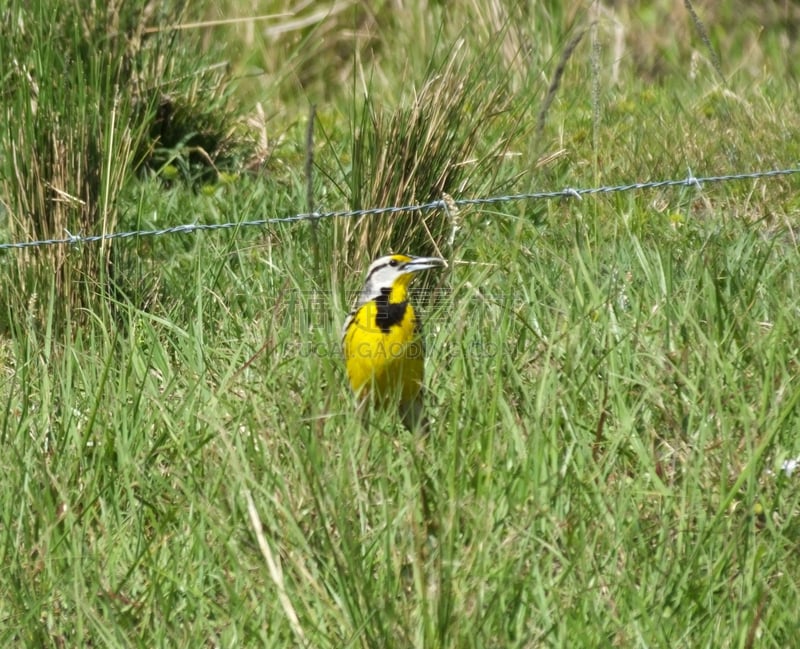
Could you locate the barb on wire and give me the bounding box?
[1,166,798,251]
[685,167,702,189]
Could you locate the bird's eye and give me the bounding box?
[388,259,399,267]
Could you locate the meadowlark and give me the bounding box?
[342,253,445,430]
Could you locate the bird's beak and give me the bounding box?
[405,256,447,273]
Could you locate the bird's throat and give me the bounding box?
[374,288,409,333]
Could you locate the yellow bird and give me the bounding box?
[342,253,445,429]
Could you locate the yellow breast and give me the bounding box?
[342,299,424,407]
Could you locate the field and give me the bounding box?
[1,1,799,646]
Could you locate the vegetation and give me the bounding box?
[1,1,799,646]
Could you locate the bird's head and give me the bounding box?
[358,254,446,304]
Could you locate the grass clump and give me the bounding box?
[340,47,526,267]
[0,1,243,331]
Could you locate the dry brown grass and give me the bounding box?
[336,46,525,270]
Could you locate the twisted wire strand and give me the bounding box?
[1,166,797,251]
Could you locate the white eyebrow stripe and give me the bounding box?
[365,262,391,282]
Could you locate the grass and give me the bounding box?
[2,0,800,646]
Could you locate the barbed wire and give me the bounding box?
[1,166,798,251]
